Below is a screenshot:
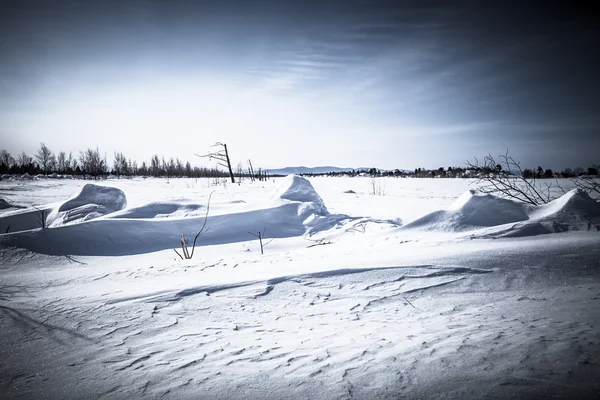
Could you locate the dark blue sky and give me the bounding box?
[1,0,598,169]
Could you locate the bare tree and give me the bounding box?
[248,159,255,182]
[79,147,105,178]
[17,152,31,167]
[57,151,67,173]
[35,143,52,174]
[196,142,235,183]
[150,154,161,176]
[466,151,565,205]
[236,161,244,182]
[66,152,73,172]
[0,150,13,171]
[48,152,57,173]
[174,192,214,260]
[113,152,128,177]
[130,159,138,175]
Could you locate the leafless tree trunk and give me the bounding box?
[196,142,235,183]
[248,159,255,182]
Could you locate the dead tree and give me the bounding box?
[174,191,214,260]
[196,142,235,183]
[248,159,255,182]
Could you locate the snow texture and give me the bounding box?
[1,176,599,400]
[46,184,127,227]
[109,202,204,219]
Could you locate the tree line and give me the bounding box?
[0,143,233,179]
[1,143,597,180]
[285,164,599,179]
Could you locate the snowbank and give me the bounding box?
[402,188,600,236]
[493,189,600,237]
[402,189,529,231]
[1,178,337,256]
[46,184,127,227]
[1,204,316,256]
[529,189,600,220]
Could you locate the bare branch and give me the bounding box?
[263,237,275,247]
[403,296,422,311]
[173,248,184,260]
[188,191,215,259]
[173,191,214,260]
[467,152,567,206]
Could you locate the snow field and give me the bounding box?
[0,175,599,399]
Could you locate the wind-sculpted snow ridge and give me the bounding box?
[485,189,600,238]
[401,189,530,231]
[529,188,600,220]
[46,184,127,227]
[401,188,600,237]
[121,264,493,304]
[0,177,341,256]
[108,202,204,219]
[273,175,328,215]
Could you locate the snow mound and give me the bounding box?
[402,188,600,237]
[403,189,529,231]
[530,189,600,220]
[109,202,203,219]
[512,189,600,235]
[46,184,127,227]
[272,175,327,215]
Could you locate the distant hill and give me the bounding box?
[265,166,411,175]
[265,166,355,175]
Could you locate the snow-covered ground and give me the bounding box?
[1,176,599,399]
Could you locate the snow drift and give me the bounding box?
[45,184,127,227]
[530,188,600,220]
[402,188,600,236]
[0,176,336,256]
[402,189,529,231]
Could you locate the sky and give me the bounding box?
[0,0,599,170]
